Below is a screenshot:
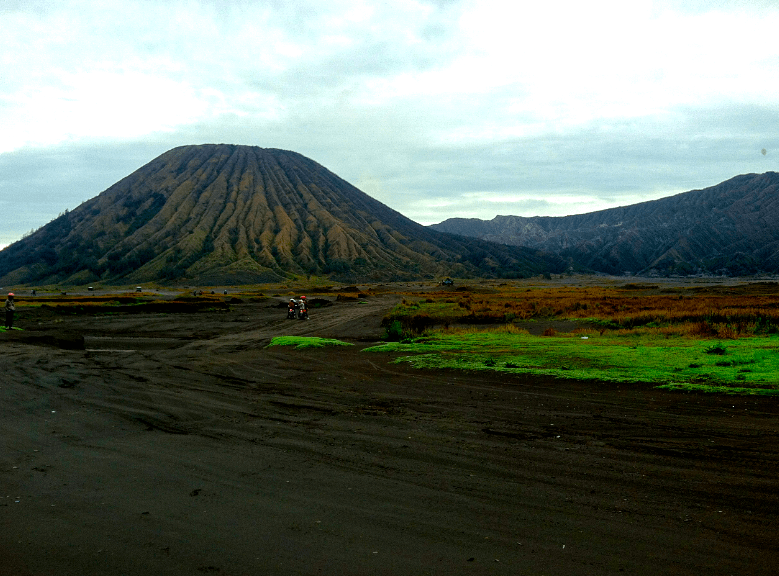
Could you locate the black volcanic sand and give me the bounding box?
[2,294,778,575]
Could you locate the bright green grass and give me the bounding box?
[364,333,779,395]
[268,336,353,349]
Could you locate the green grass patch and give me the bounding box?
[268,336,353,349]
[364,332,779,395]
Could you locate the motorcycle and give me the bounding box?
[287,300,297,319]
[297,299,309,320]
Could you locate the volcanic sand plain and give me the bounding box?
[1,284,778,575]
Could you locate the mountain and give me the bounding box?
[431,172,779,276]
[0,144,567,285]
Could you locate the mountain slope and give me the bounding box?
[0,144,566,285]
[431,172,779,276]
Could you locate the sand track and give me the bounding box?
[2,296,778,575]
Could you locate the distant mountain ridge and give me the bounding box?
[431,172,779,276]
[0,144,567,285]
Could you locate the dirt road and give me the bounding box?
[2,295,778,575]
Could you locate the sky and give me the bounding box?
[2,0,779,249]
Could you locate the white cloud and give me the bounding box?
[2,72,207,153]
[408,187,684,224]
[0,1,296,153]
[1,0,779,246]
[439,1,779,138]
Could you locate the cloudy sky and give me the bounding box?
[2,0,778,249]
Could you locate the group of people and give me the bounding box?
[287,295,309,320]
[4,293,14,329]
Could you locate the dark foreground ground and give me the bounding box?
[1,293,778,575]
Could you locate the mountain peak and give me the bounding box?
[0,144,564,285]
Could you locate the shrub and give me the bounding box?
[385,320,405,342]
[705,344,727,355]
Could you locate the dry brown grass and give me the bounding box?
[394,282,779,339]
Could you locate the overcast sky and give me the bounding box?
[2,0,778,249]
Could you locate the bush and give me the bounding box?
[385,320,404,342]
[705,344,727,355]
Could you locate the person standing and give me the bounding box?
[4,293,15,329]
